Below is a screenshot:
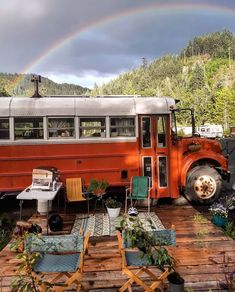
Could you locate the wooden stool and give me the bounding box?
[13,221,32,237]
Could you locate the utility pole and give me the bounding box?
[141,57,148,69]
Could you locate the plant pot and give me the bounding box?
[167,272,184,292]
[212,215,228,227]
[106,207,121,218]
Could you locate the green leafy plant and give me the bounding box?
[0,212,15,251]
[87,179,109,196]
[10,232,54,292]
[0,229,11,251]
[224,222,235,240]
[105,197,121,209]
[119,216,175,271]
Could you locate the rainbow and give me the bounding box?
[13,2,235,91]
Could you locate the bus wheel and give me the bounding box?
[185,165,222,204]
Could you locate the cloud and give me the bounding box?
[46,71,118,89]
[0,0,235,88]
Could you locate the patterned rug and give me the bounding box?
[71,212,165,237]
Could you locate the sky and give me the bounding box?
[1,0,235,89]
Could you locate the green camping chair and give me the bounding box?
[125,176,151,214]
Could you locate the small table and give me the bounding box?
[16,182,63,233]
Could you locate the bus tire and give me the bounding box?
[185,165,222,205]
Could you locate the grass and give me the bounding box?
[193,214,208,223]
[0,212,15,251]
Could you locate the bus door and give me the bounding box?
[140,115,170,198]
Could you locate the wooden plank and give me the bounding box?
[0,204,234,291]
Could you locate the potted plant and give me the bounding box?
[209,202,229,227]
[10,232,54,291]
[119,216,176,269]
[87,179,109,197]
[167,271,185,292]
[105,197,122,218]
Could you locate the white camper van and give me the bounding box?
[197,124,223,138]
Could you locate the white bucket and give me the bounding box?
[37,200,52,215]
[107,207,121,218]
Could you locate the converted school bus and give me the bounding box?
[0,96,229,205]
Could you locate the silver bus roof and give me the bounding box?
[0,96,176,117]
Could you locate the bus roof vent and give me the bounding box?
[31,75,42,98]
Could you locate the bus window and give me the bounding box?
[14,117,43,140]
[158,156,168,187]
[0,118,10,140]
[157,116,166,148]
[143,156,152,186]
[141,117,151,148]
[110,117,135,137]
[48,117,75,138]
[80,117,105,138]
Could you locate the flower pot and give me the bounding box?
[212,215,228,227]
[167,272,184,292]
[107,207,121,218]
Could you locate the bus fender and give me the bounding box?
[180,152,226,187]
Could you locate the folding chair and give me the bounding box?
[125,176,152,214]
[117,226,176,292]
[26,230,90,291]
[65,177,94,215]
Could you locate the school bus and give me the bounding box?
[0,95,229,204]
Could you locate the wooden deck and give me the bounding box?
[0,203,234,291]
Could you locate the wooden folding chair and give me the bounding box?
[26,230,90,291]
[117,227,176,292]
[65,177,93,215]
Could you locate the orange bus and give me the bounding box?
[0,95,229,204]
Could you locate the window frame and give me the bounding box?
[157,155,168,188]
[14,117,44,140]
[141,116,152,148]
[47,116,75,139]
[79,116,106,139]
[110,116,136,138]
[0,117,10,140]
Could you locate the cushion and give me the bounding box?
[34,253,80,272]
[132,176,148,199]
[26,233,84,253]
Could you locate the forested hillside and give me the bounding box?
[92,30,235,131]
[0,73,90,97]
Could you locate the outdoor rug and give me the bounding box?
[71,212,165,237]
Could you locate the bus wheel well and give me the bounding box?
[189,159,220,171]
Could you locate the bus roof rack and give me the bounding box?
[96,95,141,98]
[45,95,90,98]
